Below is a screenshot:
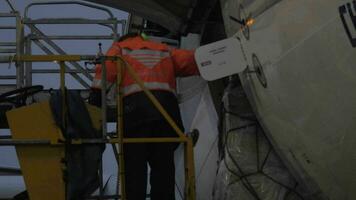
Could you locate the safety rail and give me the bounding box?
[0,1,128,199]
[21,0,126,88]
[24,1,115,19]
[0,54,197,200]
[0,0,23,89]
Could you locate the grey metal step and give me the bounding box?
[28,34,114,40]
[0,26,16,29]
[0,75,16,79]
[0,49,16,53]
[0,42,16,46]
[0,55,13,63]
[0,166,21,175]
[0,13,17,17]
[24,18,117,25]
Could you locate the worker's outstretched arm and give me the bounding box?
[171,48,200,77]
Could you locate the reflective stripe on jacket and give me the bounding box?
[92,36,199,96]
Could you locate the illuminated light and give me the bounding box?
[246,18,255,27]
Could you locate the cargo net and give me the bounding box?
[213,81,307,200]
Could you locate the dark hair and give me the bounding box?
[118,33,141,42]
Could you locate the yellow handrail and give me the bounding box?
[10,54,196,200]
[115,57,196,200]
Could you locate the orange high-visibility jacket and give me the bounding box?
[92,36,199,96]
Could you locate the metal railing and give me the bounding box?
[0,0,126,90]
[0,2,197,199]
[0,54,197,200]
[22,0,126,88]
[0,1,128,199]
[0,0,23,89]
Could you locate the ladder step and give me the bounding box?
[0,166,21,175]
[0,26,16,29]
[0,42,16,46]
[0,49,16,53]
[0,75,16,80]
[24,18,116,25]
[0,13,17,17]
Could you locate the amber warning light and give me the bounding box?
[246,18,255,26]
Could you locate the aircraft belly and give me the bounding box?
[221,0,356,199]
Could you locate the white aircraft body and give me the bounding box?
[220,0,356,199]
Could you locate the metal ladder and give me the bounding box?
[22,1,125,89]
[0,0,125,90]
[0,1,127,199]
[0,0,23,92]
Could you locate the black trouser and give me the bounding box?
[124,120,179,200]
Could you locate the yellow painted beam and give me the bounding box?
[185,139,196,200]
[17,55,82,62]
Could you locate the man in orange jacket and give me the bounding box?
[89,33,199,200]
